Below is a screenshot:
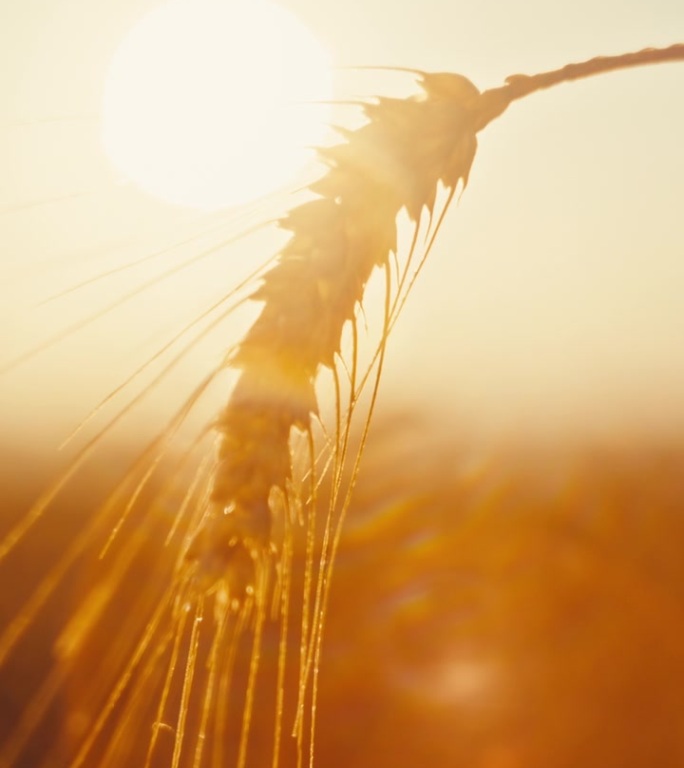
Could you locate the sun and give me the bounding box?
[102,0,332,210]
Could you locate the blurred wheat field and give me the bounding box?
[2,3,684,766]
[3,415,684,767]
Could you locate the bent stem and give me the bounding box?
[476,42,684,129]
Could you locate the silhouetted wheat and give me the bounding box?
[0,42,682,768]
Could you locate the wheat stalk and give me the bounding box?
[0,42,682,768]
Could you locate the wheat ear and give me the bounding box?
[184,72,481,581]
[173,70,482,768]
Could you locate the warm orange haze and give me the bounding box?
[1,0,684,766]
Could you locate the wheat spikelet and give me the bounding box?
[0,42,682,768]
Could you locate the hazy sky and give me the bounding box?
[1,0,683,443]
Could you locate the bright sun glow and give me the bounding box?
[102,0,332,210]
